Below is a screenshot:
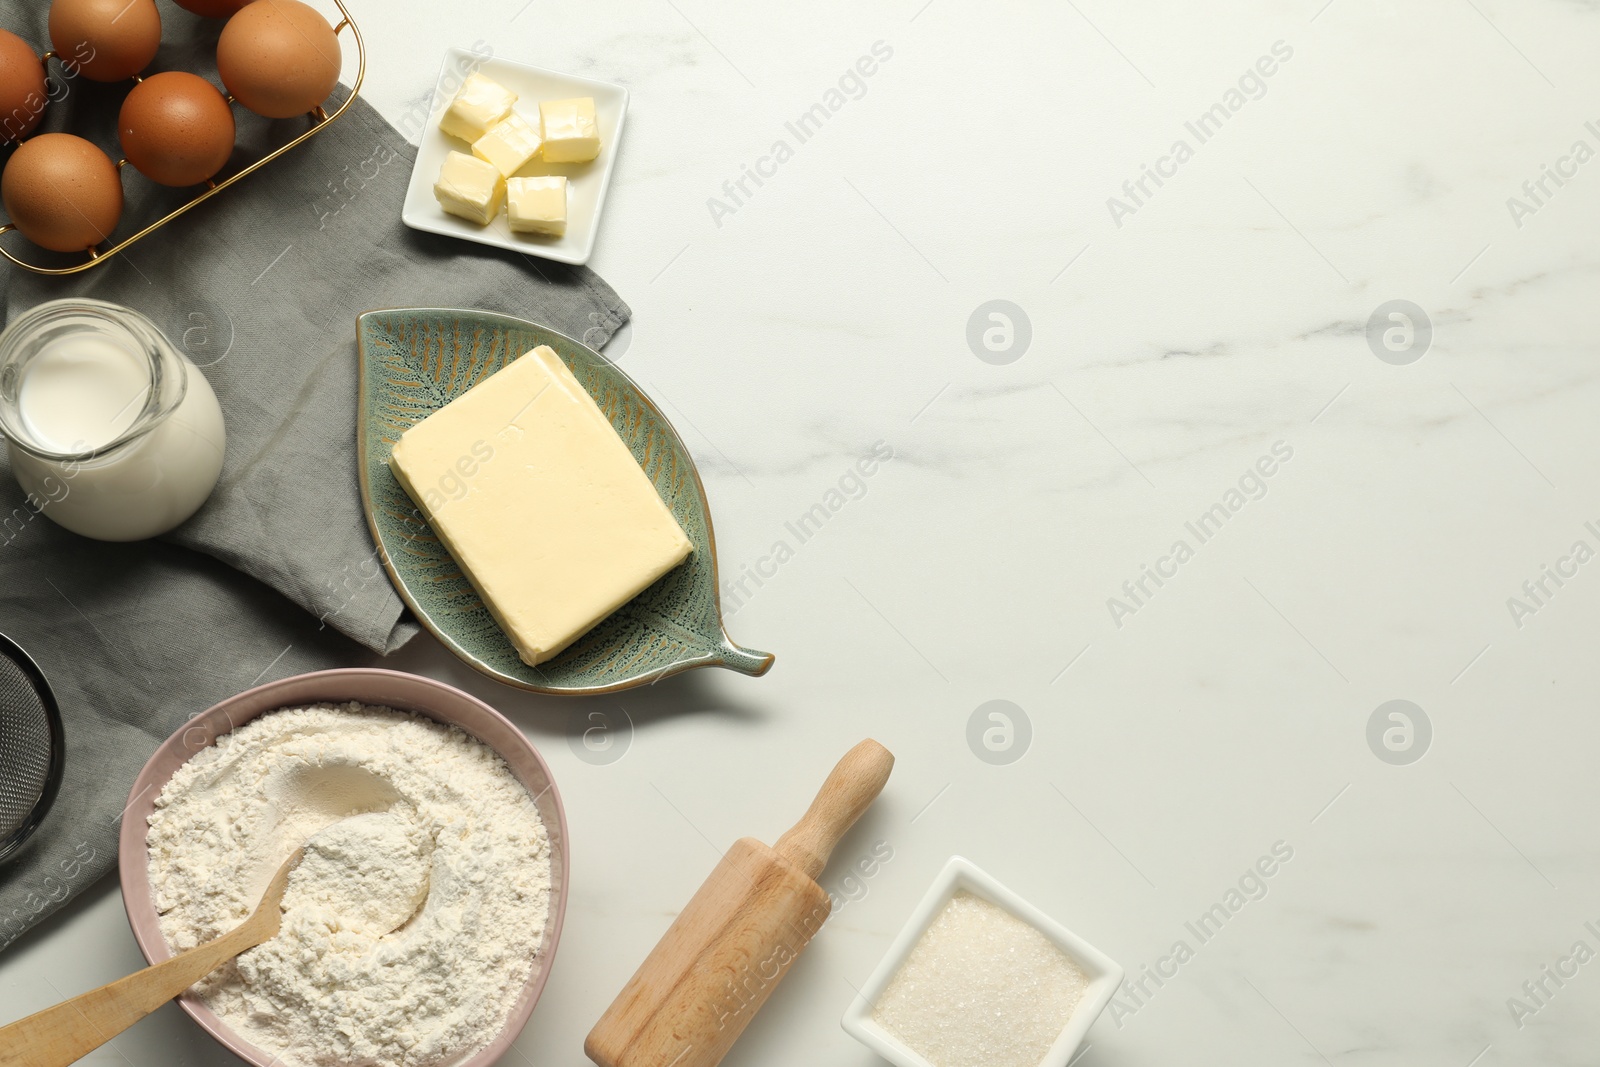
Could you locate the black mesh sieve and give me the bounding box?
[0,633,63,865]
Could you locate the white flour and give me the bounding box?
[147,703,553,1067]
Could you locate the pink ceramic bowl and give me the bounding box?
[117,668,570,1067]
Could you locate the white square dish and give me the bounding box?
[841,856,1124,1067]
[402,48,628,265]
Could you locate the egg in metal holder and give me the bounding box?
[0,0,366,274]
[0,29,49,144]
[119,72,237,189]
[1,134,124,252]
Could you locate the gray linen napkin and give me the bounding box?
[0,0,629,950]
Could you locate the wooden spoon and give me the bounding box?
[0,849,303,1067]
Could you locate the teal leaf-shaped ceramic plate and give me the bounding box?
[356,308,774,694]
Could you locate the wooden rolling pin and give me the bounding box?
[586,739,894,1067]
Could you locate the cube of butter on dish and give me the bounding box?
[507,175,567,235]
[388,345,693,666]
[538,97,601,162]
[434,151,504,225]
[439,72,517,142]
[472,111,543,177]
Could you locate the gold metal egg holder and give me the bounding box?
[0,0,364,276]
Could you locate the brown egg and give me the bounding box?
[120,72,235,187]
[174,0,254,16]
[2,133,123,252]
[48,0,162,83]
[0,30,47,144]
[217,0,341,119]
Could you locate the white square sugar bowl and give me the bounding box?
[841,856,1124,1067]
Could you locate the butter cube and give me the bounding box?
[434,151,504,225]
[507,176,567,235]
[388,345,693,665]
[538,97,600,163]
[472,111,543,177]
[439,72,517,142]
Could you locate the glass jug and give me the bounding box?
[0,299,226,542]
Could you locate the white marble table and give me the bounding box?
[6,0,1600,1064]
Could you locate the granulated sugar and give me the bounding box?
[872,891,1088,1067]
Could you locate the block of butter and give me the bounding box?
[434,151,504,225]
[473,111,542,177]
[507,175,566,235]
[440,72,517,142]
[388,346,693,666]
[539,97,601,162]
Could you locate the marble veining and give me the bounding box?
[6,2,1600,1066]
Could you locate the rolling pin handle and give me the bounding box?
[774,739,894,881]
